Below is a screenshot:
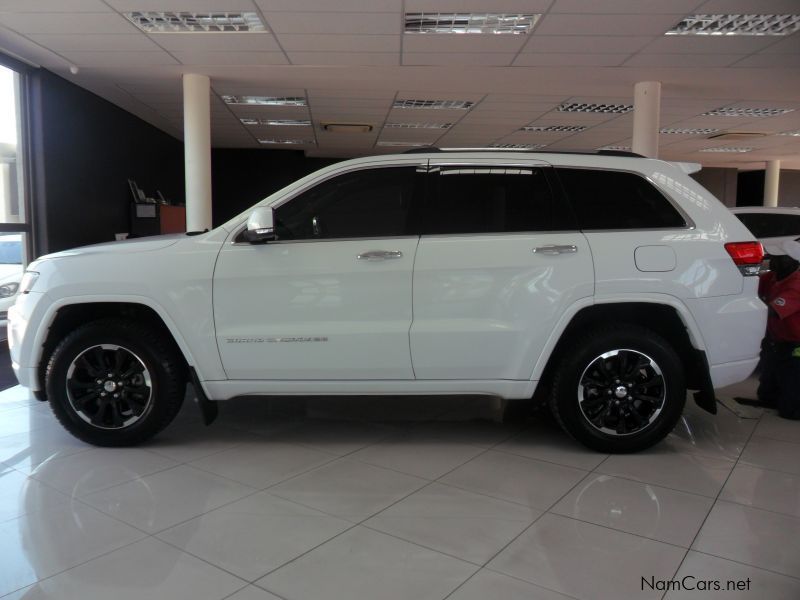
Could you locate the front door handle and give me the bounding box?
[357,250,404,261]
[533,245,578,255]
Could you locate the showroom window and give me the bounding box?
[424,166,562,234]
[274,166,422,240]
[556,168,686,230]
[0,61,29,308]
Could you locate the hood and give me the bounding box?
[37,234,184,261]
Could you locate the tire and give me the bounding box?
[549,324,685,453]
[45,318,186,446]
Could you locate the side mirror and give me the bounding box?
[244,206,276,243]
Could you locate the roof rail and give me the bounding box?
[401,146,645,158]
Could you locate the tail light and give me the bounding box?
[725,242,764,276]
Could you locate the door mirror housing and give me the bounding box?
[244,206,276,243]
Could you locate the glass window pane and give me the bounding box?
[0,64,25,225]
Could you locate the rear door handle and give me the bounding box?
[357,250,403,261]
[533,245,578,255]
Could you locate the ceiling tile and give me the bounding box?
[403,35,527,54]
[308,88,396,99]
[403,53,515,66]
[733,54,800,67]
[534,13,687,36]
[759,35,800,55]
[0,12,135,34]
[0,0,110,11]
[640,35,780,54]
[173,51,288,65]
[550,0,700,13]
[514,53,628,66]
[255,0,400,11]
[27,33,160,51]
[623,54,743,68]
[263,12,399,34]
[105,0,258,9]
[287,52,398,65]
[58,50,179,66]
[405,0,551,11]
[149,33,282,52]
[695,0,800,12]
[521,35,654,54]
[279,34,400,52]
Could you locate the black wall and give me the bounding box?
[736,170,764,207]
[210,149,338,226]
[28,70,184,255]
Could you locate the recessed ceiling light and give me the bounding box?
[124,11,265,33]
[699,146,752,153]
[377,141,429,147]
[240,118,311,126]
[597,145,631,151]
[404,13,539,35]
[384,122,452,129]
[393,99,475,110]
[666,14,800,36]
[521,125,587,132]
[660,127,720,134]
[222,95,307,106]
[703,106,794,117]
[489,143,548,149]
[779,130,800,137]
[257,138,314,145]
[558,102,633,114]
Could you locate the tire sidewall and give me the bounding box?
[553,329,685,453]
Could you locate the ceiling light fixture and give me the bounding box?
[558,102,633,114]
[384,122,452,129]
[240,118,311,126]
[222,95,307,106]
[660,127,720,134]
[257,138,314,145]
[124,11,266,33]
[393,99,475,110]
[699,146,752,153]
[521,125,587,132]
[778,130,800,137]
[703,106,794,117]
[404,13,539,35]
[488,143,548,149]
[666,14,800,36]
[597,145,631,151]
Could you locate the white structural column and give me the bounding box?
[183,73,212,231]
[632,81,661,158]
[763,160,781,207]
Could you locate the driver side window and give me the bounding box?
[274,166,422,240]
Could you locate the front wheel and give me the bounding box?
[549,325,685,453]
[45,318,186,446]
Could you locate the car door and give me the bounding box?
[410,159,594,380]
[213,161,425,380]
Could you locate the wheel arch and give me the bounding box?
[35,298,197,399]
[532,298,713,410]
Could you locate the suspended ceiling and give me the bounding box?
[0,0,798,169]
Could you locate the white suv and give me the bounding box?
[8,150,767,452]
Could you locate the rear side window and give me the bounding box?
[424,166,566,234]
[556,168,686,230]
[735,212,800,239]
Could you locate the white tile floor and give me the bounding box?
[0,380,798,600]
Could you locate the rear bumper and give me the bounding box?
[710,357,760,389]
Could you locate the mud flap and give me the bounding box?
[189,367,218,425]
[692,350,717,415]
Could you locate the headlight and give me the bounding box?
[19,271,39,294]
[0,282,18,297]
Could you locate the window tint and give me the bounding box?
[735,213,800,239]
[556,168,686,230]
[424,167,561,234]
[274,166,421,240]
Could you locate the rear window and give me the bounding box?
[735,212,800,239]
[556,168,686,230]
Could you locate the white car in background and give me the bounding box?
[0,233,23,338]
[730,207,800,253]
[8,150,767,453]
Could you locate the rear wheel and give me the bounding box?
[46,318,186,446]
[549,325,685,453]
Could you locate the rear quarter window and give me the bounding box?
[556,168,686,230]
